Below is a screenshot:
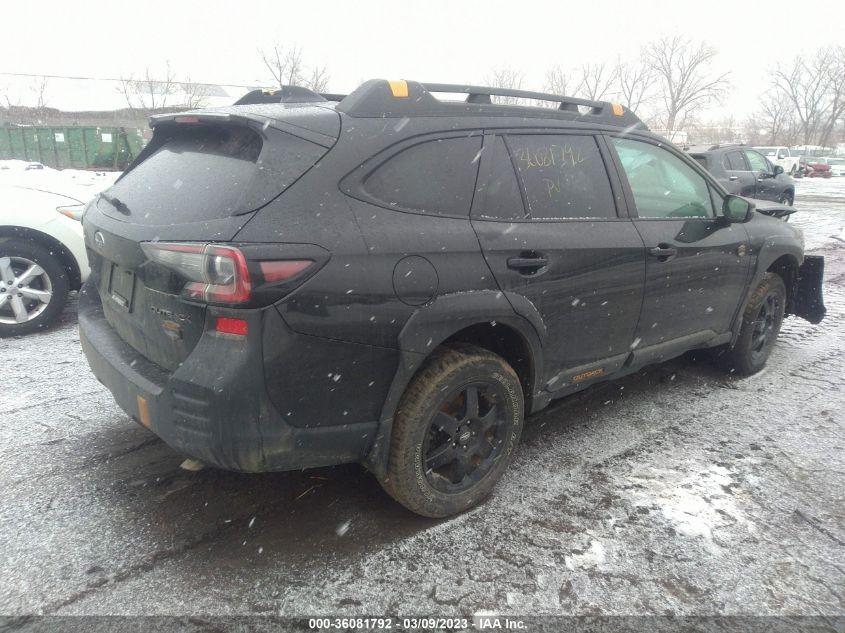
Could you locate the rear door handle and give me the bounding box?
[728,175,738,181]
[507,254,548,273]
[649,245,678,261]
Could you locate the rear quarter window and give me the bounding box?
[362,136,482,216]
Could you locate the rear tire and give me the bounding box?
[778,191,794,206]
[720,273,786,376]
[0,238,69,337]
[381,344,524,518]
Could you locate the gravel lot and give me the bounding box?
[1,178,843,619]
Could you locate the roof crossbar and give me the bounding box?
[421,83,604,114]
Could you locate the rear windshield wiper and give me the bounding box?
[100,192,131,215]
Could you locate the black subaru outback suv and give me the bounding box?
[79,80,826,517]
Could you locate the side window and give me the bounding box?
[477,136,525,220]
[726,151,749,171]
[363,136,482,216]
[744,150,769,172]
[612,137,714,219]
[506,134,616,219]
[777,148,788,159]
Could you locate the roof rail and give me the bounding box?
[336,79,644,129]
[234,86,326,106]
[422,83,605,113]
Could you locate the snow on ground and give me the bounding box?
[0,177,843,618]
[0,159,119,202]
[792,177,845,249]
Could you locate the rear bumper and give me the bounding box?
[793,255,826,324]
[78,281,378,472]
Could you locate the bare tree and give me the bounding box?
[574,62,618,101]
[305,66,330,93]
[180,77,211,109]
[260,42,306,88]
[119,62,177,110]
[31,76,49,112]
[614,57,655,113]
[818,47,845,147]
[643,37,730,141]
[484,67,526,104]
[772,49,834,146]
[545,65,574,96]
[755,89,798,145]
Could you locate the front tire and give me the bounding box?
[381,344,524,518]
[778,191,794,206]
[721,273,786,375]
[0,238,69,337]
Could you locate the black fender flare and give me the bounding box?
[731,237,803,344]
[362,289,546,479]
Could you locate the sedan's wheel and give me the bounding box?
[778,191,794,206]
[0,239,69,337]
[382,344,524,517]
[720,273,786,375]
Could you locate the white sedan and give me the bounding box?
[0,184,93,336]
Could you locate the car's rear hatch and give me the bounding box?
[83,104,339,371]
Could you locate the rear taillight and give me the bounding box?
[141,242,252,304]
[140,241,315,306]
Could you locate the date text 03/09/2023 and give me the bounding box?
[308,616,527,630]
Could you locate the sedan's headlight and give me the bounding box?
[57,204,85,221]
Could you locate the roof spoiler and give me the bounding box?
[335,79,644,128]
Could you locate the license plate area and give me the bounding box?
[108,264,136,312]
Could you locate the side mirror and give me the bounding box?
[723,195,755,223]
[772,165,784,176]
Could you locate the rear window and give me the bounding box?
[363,136,482,216]
[104,125,325,224]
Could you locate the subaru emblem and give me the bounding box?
[94,231,105,247]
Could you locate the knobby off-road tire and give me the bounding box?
[721,273,786,375]
[0,238,69,337]
[381,344,524,518]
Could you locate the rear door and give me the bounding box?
[722,150,757,196]
[472,132,645,390]
[608,136,750,353]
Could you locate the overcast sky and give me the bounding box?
[2,0,841,119]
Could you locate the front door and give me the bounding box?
[609,137,751,351]
[745,149,780,201]
[471,133,645,389]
